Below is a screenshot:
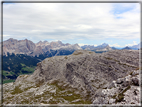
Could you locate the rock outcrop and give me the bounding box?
[2,50,140,105]
[93,70,140,105]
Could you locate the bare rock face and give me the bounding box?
[33,46,44,56]
[50,41,65,48]
[1,38,36,56]
[36,40,50,48]
[2,50,140,105]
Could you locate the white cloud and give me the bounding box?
[78,43,97,47]
[78,43,88,46]
[3,35,10,37]
[125,41,138,47]
[109,43,122,47]
[3,3,140,43]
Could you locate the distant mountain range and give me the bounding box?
[129,43,141,50]
[82,43,141,51]
[121,42,141,50]
[81,43,113,52]
[0,38,82,56]
[122,46,132,50]
[0,38,140,57]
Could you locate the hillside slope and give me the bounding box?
[2,50,140,105]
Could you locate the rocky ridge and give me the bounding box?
[0,38,82,56]
[2,50,140,105]
[1,38,116,57]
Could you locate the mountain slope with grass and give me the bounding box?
[2,53,40,83]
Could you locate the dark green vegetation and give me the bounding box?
[3,53,40,84]
[3,79,15,84]
[2,50,75,84]
[44,49,75,58]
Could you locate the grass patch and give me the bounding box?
[129,71,133,75]
[105,57,113,60]
[21,66,36,73]
[114,85,131,103]
[42,60,45,64]
[50,80,69,91]
[65,56,68,59]
[3,79,15,84]
[73,52,83,55]
[49,80,92,104]
[89,52,93,54]
[21,99,30,104]
[35,79,45,87]
[135,67,140,70]
[11,86,23,94]
[115,93,124,102]
[3,70,14,77]
[20,63,26,67]
[48,99,58,104]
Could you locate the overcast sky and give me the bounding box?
[3,2,140,47]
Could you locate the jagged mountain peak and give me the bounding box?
[82,43,111,51]
[74,43,80,46]
[50,41,64,48]
[96,43,109,49]
[122,46,132,50]
[7,38,14,40]
[37,40,42,43]
[101,43,109,46]
[50,40,63,44]
[130,42,141,50]
[65,43,71,46]
[1,38,83,56]
[36,40,49,45]
[43,40,48,43]
[6,38,17,42]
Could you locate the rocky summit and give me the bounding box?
[2,50,140,105]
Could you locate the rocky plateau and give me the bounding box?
[1,49,140,106]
